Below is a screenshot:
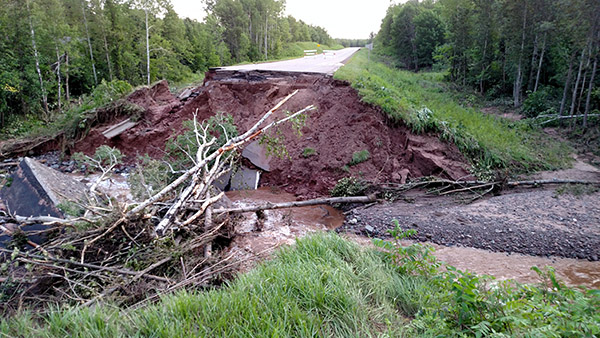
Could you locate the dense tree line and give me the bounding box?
[0,0,332,127]
[377,0,600,124]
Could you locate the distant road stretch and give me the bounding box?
[220,47,361,75]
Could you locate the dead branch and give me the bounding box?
[127,90,301,217]
[505,179,600,186]
[0,248,169,282]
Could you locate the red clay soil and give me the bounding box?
[74,71,470,198]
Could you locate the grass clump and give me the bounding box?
[334,49,571,173]
[301,147,317,158]
[349,149,370,166]
[555,183,600,197]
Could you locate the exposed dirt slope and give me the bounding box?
[74,71,470,197]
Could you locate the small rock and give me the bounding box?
[365,225,375,233]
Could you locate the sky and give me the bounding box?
[170,0,396,39]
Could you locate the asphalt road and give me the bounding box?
[221,47,361,75]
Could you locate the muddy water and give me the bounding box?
[226,187,345,230]
[432,244,600,288]
[225,187,345,271]
[345,235,600,288]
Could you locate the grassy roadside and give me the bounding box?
[2,233,598,337]
[334,49,571,174]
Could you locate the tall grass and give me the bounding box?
[335,49,571,172]
[0,234,428,337]
[2,233,598,337]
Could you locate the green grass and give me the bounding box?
[335,49,572,172]
[0,234,418,337]
[2,233,598,337]
[301,147,317,158]
[349,149,370,166]
[231,42,345,67]
[281,41,344,59]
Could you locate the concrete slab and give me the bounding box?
[103,118,138,139]
[242,141,271,171]
[230,167,261,191]
[0,157,89,217]
[213,170,232,191]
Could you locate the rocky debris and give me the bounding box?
[339,190,600,261]
[1,157,90,218]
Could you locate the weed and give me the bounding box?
[57,201,84,217]
[330,177,366,197]
[349,149,370,166]
[555,183,599,197]
[301,147,317,158]
[373,220,439,277]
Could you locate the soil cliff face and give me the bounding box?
[74,71,470,197]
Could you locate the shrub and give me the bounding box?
[349,149,370,166]
[522,88,553,118]
[330,177,366,197]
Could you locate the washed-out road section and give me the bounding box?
[220,47,361,74]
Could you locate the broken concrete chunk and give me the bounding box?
[212,170,232,191]
[230,167,261,191]
[242,141,271,172]
[0,157,89,218]
[102,118,138,139]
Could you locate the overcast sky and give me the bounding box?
[170,0,396,39]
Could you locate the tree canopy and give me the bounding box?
[376,0,600,121]
[0,0,333,127]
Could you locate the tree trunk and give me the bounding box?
[264,11,268,60]
[81,0,98,85]
[65,51,70,103]
[527,32,539,91]
[577,45,592,114]
[145,9,150,86]
[26,0,49,115]
[513,7,527,107]
[55,45,61,112]
[102,28,113,81]
[534,32,546,92]
[480,36,488,93]
[583,55,597,128]
[569,48,586,123]
[559,52,575,115]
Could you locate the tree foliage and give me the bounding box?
[0,0,333,129]
[376,0,600,122]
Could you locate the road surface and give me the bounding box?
[221,47,361,75]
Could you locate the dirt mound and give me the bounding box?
[73,71,470,197]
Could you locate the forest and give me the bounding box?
[0,0,334,127]
[376,0,600,125]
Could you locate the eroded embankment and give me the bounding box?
[73,70,469,198]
